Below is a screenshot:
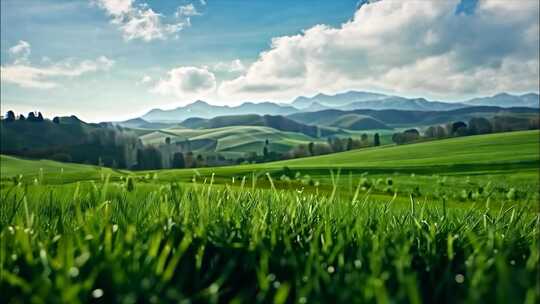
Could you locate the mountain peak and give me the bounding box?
[190,100,210,106]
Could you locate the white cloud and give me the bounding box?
[212,59,246,73]
[138,74,152,85]
[94,0,201,42]
[219,0,539,101]
[1,43,114,89]
[9,40,31,64]
[152,66,216,99]
[176,4,200,18]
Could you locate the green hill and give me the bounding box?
[0,154,121,181]
[152,130,539,180]
[288,106,539,128]
[140,126,324,155]
[179,114,340,137]
[328,114,391,130]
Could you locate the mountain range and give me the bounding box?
[137,91,538,123]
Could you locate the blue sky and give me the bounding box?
[1,0,539,122]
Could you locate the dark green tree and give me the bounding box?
[5,110,16,122]
[171,152,185,168]
[308,142,314,156]
[374,133,380,146]
[346,137,354,150]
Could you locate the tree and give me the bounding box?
[393,129,420,145]
[374,133,380,146]
[28,112,37,121]
[171,152,185,168]
[263,146,269,159]
[196,154,205,167]
[308,142,314,156]
[424,125,446,138]
[468,117,492,135]
[18,114,26,121]
[184,152,194,168]
[5,110,16,122]
[451,121,467,136]
[52,117,60,124]
[346,137,354,150]
[361,133,368,144]
[37,112,44,121]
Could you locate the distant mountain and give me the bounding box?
[292,91,387,109]
[291,91,469,111]
[140,92,539,123]
[115,118,178,129]
[142,100,299,122]
[288,106,539,128]
[464,93,539,108]
[179,114,340,137]
[339,97,467,111]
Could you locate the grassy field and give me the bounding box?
[1,130,539,303]
[138,126,325,155]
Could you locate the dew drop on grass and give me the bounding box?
[209,283,219,294]
[92,289,104,298]
[273,281,281,288]
[299,297,307,304]
[510,260,516,266]
[354,260,362,269]
[455,274,465,284]
[327,266,335,274]
[112,224,119,233]
[69,267,79,277]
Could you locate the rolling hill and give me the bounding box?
[288,106,539,128]
[327,114,391,130]
[3,130,537,183]
[178,114,341,137]
[138,126,325,156]
[149,129,540,181]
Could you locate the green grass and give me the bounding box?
[1,178,538,303]
[0,130,539,303]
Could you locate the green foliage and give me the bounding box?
[0,180,538,303]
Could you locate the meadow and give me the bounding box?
[1,130,539,303]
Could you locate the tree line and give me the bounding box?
[391,116,539,145]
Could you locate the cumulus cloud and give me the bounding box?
[1,41,114,89]
[152,66,216,99]
[212,59,246,73]
[138,74,152,85]
[219,0,539,101]
[94,0,203,42]
[8,40,31,63]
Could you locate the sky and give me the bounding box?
[1,0,539,122]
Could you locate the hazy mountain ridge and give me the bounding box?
[142,100,299,122]
[139,92,539,123]
[464,93,539,108]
